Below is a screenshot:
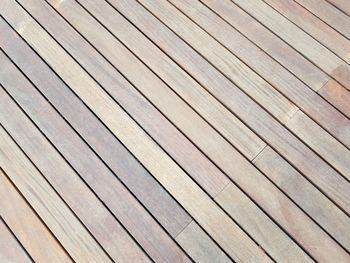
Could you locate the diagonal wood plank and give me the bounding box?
[0,50,189,262]
[262,0,350,62]
[294,0,350,39]
[0,168,72,263]
[231,0,350,90]
[0,215,33,263]
[120,0,350,215]
[0,125,112,263]
[0,2,272,261]
[327,0,350,16]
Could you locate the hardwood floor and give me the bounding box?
[0,0,349,262]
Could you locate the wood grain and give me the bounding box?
[327,0,350,16]
[318,79,350,118]
[0,169,72,263]
[0,2,271,261]
[231,0,350,90]
[124,0,350,215]
[0,48,186,263]
[0,125,111,263]
[294,0,350,39]
[168,0,350,154]
[253,146,350,252]
[263,0,350,62]
[0,215,33,263]
[199,0,329,92]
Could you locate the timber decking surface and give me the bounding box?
[0,0,349,262]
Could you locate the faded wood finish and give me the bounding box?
[128,0,350,215]
[263,0,350,62]
[231,0,350,90]
[0,169,72,263]
[0,215,32,263]
[199,0,329,92]
[0,125,111,263]
[294,0,350,39]
[167,0,350,152]
[319,80,350,118]
[0,50,186,262]
[0,2,272,261]
[327,0,350,16]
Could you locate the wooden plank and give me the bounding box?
[167,0,350,154]
[0,11,308,262]
[262,0,350,62]
[0,51,186,262]
[19,0,230,198]
[0,2,271,261]
[327,0,350,16]
[0,126,111,263]
[176,222,232,263]
[199,0,329,92]
[0,216,33,263]
[318,79,350,118]
[54,0,265,162]
[25,2,337,262]
[0,169,72,263]
[125,0,350,215]
[286,110,350,180]
[0,13,232,262]
[253,146,350,252]
[231,0,350,90]
[294,0,350,39]
[130,0,300,125]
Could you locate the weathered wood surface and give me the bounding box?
[1,0,350,261]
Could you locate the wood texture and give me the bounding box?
[0,168,72,263]
[231,0,350,90]
[327,0,350,16]
[0,1,272,261]
[0,215,33,263]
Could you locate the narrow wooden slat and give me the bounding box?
[0,11,233,261]
[286,110,350,181]
[1,4,312,262]
[253,146,350,252]
[0,216,33,263]
[0,169,72,263]
[263,0,350,62]
[327,0,350,16]
[0,2,271,261]
[318,80,350,118]
[0,49,186,263]
[135,0,300,125]
[231,0,350,90]
[125,0,350,215]
[0,125,111,263]
[176,222,232,263]
[167,0,350,155]
[200,0,329,92]
[294,0,350,39]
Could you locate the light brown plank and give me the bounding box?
[253,146,350,252]
[199,0,329,92]
[176,222,232,263]
[286,110,350,180]
[167,0,350,155]
[124,0,350,215]
[0,2,271,261]
[327,0,350,16]
[0,169,72,263]
[318,79,350,118]
[231,0,350,90]
[294,0,350,39]
[0,125,111,263]
[0,215,33,263]
[263,0,350,62]
[0,49,186,262]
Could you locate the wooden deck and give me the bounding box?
[0,0,350,262]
